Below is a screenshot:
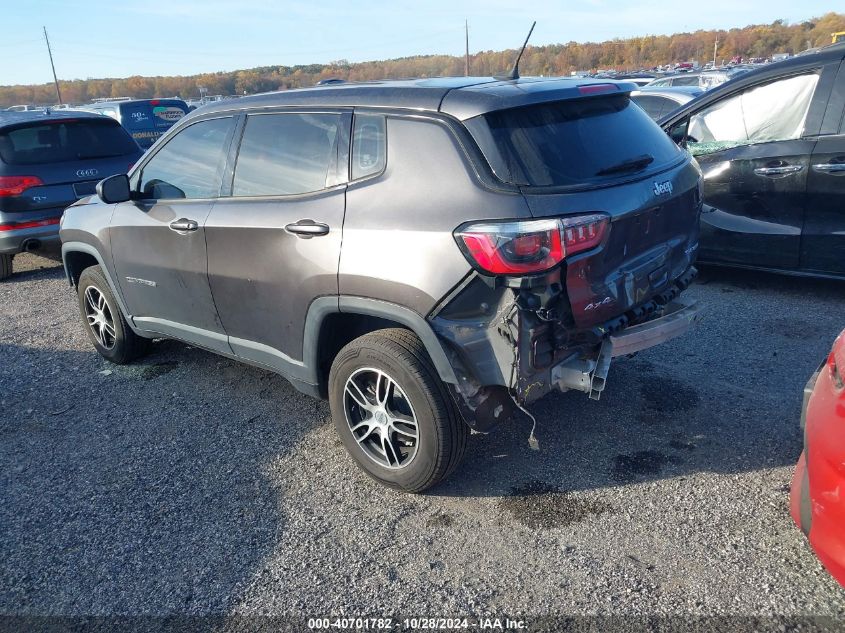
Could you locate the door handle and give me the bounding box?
[753,165,803,177]
[812,163,845,174]
[285,219,330,238]
[169,218,199,232]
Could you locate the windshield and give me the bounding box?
[465,94,682,188]
[0,119,139,165]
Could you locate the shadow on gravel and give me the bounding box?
[2,253,64,284]
[0,339,325,614]
[435,266,845,499]
[3,261,845,612]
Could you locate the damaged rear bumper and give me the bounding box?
[552,299,702,400]
[431,266,702,432]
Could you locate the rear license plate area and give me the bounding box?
[73,181,97,198]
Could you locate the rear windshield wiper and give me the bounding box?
[595,154,654,177]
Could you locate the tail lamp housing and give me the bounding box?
[455,213,609,276]
[0,175,43,197]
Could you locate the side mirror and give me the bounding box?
[96,174,131,204]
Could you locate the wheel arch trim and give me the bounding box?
[61,241,136,330]
[303,296,459,387]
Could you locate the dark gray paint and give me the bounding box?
[339,115,530,316]
[109,197,228,351]
[206,187,347,362]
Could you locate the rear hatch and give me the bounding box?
[465,90,701,329]
[0,116,142,217]
[120,99,188,148]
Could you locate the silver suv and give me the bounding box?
[61,77,702,492]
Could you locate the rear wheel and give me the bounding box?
[328,328,468,493]
[0,254,12,281]
[77,266,150,364]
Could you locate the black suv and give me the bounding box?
[0,110,142,279]
[660,43,845,279]
[60,77,702,491]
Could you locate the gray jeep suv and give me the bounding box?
[60,77,703,492]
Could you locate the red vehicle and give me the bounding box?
[790,329,845,587]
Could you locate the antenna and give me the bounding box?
[43,26,63,105]
[465,20,470,77]
[494,21,536,81]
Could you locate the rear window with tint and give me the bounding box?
[0,119,139,165]
[465,95,682,188]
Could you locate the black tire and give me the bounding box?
[77,265,151,364]
[0,254,12,281]
[328,328,468,493]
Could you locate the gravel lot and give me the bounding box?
[2,253,844,625]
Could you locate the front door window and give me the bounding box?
[686,72,819,156]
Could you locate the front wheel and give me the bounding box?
[328,328,468,493]
[77,265,150,364]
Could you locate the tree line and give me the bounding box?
[3,12,843,107]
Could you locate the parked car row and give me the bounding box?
[644,67,755,91]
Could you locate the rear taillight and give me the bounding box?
[0,175,43,197]
[560,213,609,255]
[455,214,609,276]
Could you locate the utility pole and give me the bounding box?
[465,20,470,76]
[713,38,718,68]
[43,26,62,105]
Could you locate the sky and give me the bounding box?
[1,0,836,86]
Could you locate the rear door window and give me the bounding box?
[0,119,139,165]
[466,94,682,188]
[232,112,341,196]
[138,117,233,200]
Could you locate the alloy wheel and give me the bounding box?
[84,285,116,350]
[343,367,419,469]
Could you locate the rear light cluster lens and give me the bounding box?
[455,214,609,275]
[0,175,43,197]
[0,217,60,232]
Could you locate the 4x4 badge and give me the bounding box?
[653,180,673,196]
